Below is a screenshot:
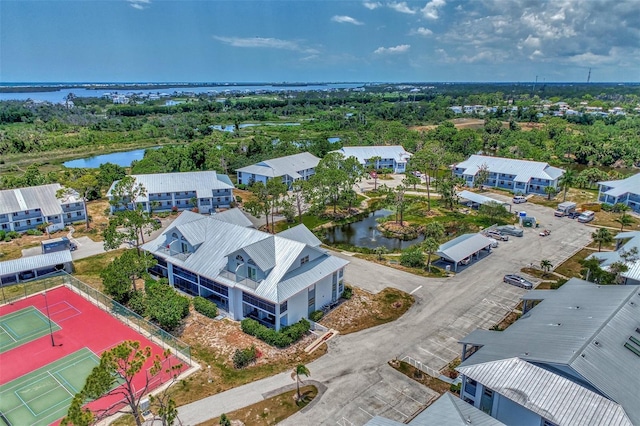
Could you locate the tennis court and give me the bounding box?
[0,306,61,354]
[0,348,99,426]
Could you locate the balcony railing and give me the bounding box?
[156,245,191,261]
[218,269,260,290]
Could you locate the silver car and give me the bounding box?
[496,225,524,237]
[503,274,533,289]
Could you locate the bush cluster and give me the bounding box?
[309,310,324,322]
[25,229,42,236]
[400,246,425,268]
[232,345,257,369]
[241,318,310,348]
[0,230,20,242]
[145,279,190,331]
[193,296,218,318]
[341,286,353,300]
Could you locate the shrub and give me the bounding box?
[233,345,257,369]
[6,231,20,241]
[341,286,353,299]
[128,291,147,316]
[145,279,190,331]
[235,195,243,203]
[220,414,231,426]
[400,246,425,268]
[309,310,324,322]
[236,184,247,190]
[26,229,42,236]
[0,230,5,241]
[241,318,310,348]
[193,296,218,318]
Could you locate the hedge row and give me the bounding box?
[241,318,310,348]
[193,296,218,318]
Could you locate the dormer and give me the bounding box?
[161,228,199,259]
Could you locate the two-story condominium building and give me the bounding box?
[597,173,640,213]
[0,184,85,233]
[235,152,320,189]
[141,210,348,330]
[457,278,639,426]
[587,230,640,286]
[332,145,412,174]
[453,155,564,195]
[107,171,234,215]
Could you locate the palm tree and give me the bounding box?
[591,227,613,252]
[614,204,633,231]
[540,259,553,277]
[423,238,440,272]
[543,186,556,200]
[374,246,388,261]
[292,364,310,402]
[557,169,576,202]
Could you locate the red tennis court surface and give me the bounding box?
[0,285,188,423]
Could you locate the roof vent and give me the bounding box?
[581,353,586,358]
[594,340,600,347]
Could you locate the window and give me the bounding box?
[300,255,309,265]
[542,420,559,426]
[242,293,275,314]
[280,301,288,313]
[76,212,82,217]
[236,255,244,262]
[67,213,72,219]
[248,266,257,281]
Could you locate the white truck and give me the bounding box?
[554,201,577,217]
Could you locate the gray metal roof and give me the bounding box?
[587,231,640,281]
[458,358,632,426]
[459,278,640,425]
[211,208,254,228]
[456,155,564,182]
[457,190,508,206]
[142,211,346,303]
[277,224,322,247]
[235,152,320,180]
[0,183,73,217]
[364,417,404,426]
[598,173,640,198]
[0,251,73,276]
[436,234,493,263]
[409,393,506,426]
[332,145,412,164]
[107,171,233,202]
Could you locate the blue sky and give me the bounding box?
[2,0,639,83]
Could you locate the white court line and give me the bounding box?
[0,324,17,342]
[47,371,73,397]
[359,407,374,418]
[410,285,423,295]
[418,346,449,364]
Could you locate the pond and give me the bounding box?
[323,209,425,250]
[63,147,160,168]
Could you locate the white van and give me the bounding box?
[513,195,527,204]
[577,210,595,223]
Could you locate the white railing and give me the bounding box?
[400,355,440,378]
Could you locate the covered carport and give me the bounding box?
[436,233,494,272]
[457,190,512,212]
[0,251,73,286]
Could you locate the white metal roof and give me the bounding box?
[211,208,254,228]
[457,190,508,206]
[436,234,493,263]
[587,231,640,281]
[277,224,322,247]
[107,171,233,202]
[235,152,320,180]
[332,145,412,165]
[598,173,640,198]
[456,155,564,182]
[0,251,73,277]
[457,358,632,426]
[142,211,346,303]
[0,184,72,217]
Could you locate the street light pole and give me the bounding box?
[42,291,56,347]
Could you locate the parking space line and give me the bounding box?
[427,337,459,356]
[410,285,422,295]
[359,407,374,418]
[387,384,423,405]
[418,346,449,364]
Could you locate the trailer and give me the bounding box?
[554,202,577,217]
[41,237,75,254]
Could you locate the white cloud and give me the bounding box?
[331,15,364,25]
[127,0,150,10]
[421,0,446,19]
[213,36,318,54]
[388,2,416,14]
[363,1,382,10]
[374,44,410,54]
[412,27,433,36]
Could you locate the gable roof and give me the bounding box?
[107,171,233,202]
[457,190,509,206]
[0,250,73,277]
[235,152,320,180]
[141,211,346,303]
[598,173,640,197]
[456,155,564,182]
[587,231,640,282]
[457,358,632,426]
[436,234,493,263]
[211,208,254,228]
[0,183,73,217]
[459,278,640,425]
[333,145,412,164]
[277,224,322,247]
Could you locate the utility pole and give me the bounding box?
[42,292,56,346]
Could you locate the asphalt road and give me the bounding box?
[178,198,593,426]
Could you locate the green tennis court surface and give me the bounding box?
[0,348,100,426]
[0,306,61,354]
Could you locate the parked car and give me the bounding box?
[484,230,509,241]
[495,225,524,237]
[577,211,595,223]
[567,211,581,219]
[503,274,533,289]
[460,256,472,265]
[512,195,527,204]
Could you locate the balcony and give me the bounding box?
[218,269,260,290]
[12,211,43,220]
[156,245,192,261]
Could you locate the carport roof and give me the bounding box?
[0,251,72,277]
[457,190,508,206]
[436,234,493,263]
